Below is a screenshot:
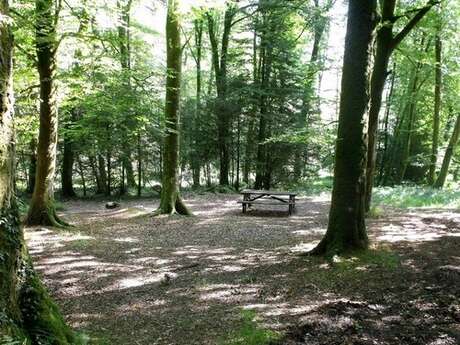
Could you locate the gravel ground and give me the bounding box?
[25,193,460,345]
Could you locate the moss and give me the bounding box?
[19,263,78,345]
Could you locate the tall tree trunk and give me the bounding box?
[191,18,203,189]
[76,155,87,197]
[365,0,436,211]
[137,133,142,196]
[154,0,191,216]
[311,0,376,256]
[61,110,77,198]
[428,34,442,185]
[434,112,460,188]
[97,154,108,194]
[27,137,37,193]
[118,0,136,191]
[1,1,77,341]
[207,5,235,186]
[377,64,396,185]
[243,30,258,185]
[26,0,68,227]
[255,11,273,189]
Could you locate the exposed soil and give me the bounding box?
[25,193,460,345]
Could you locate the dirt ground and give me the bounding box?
[25,193,460,345]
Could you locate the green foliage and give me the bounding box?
[220,310,280,345]
[373,186,460,208]
[0,335,28,345]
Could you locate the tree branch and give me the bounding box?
[391,1,438,49]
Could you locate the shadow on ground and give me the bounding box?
[25,194,460,345]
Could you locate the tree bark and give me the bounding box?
[434,112,460,188]
[61,110,77,198]
[428,34,442,185]
[26,137,37,193]
[154,0,191,216]
[97,154,108,194]
[377,64,396,185]
[1,2,77,341]
[207,5,235,186]
[26,0,68,227]
[311,0,376,256]
[191,18,203,189]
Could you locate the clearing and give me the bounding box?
[25,193,460,345]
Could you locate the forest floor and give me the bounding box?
[25,193,460,345]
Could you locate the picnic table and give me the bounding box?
[238,189,297,215]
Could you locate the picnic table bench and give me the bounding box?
[238,189,297,215]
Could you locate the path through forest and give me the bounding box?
[25,194,460,345]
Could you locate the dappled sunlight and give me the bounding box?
[24,194,460,345]
[372,210,460,243]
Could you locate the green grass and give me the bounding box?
[372,186,460,209]
[221,310,280,345]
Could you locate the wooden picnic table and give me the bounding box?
[238,189,297,215]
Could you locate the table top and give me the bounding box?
[240,189,297,196]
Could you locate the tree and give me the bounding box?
[434,112,460,188]
[154,0,191,216]
[0,1,78,342]
[428,33,442,185]
[25,0,68,226]
[364,0,437,211]
[311,0,376,256]
[61,109,77,198]
[206,4,236,186]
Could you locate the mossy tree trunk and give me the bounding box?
[310,0,376,256]
[154,0,191,216]
[25,0,68,227]
[1,2,77,342]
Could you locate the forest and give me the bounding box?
[1,0,459,344]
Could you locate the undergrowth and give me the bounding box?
[372,186,460,209]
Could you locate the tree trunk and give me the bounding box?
[434,112,460,188]
[1,2,77,341]
[61,110,77,198]
[137,133,142,196]
[207,5,235,186]
[76,155,87,197]
[26,0,68,227]
[311,0,376,256]
[255,12,273,189]
[154,0,191,216]
[191,18,203,189]
[97,154,108,194]
[377,64,396,185]
[243,30,258,185]
[428,34,442,185]
[365,0,436,210]
[27,137,37,193]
